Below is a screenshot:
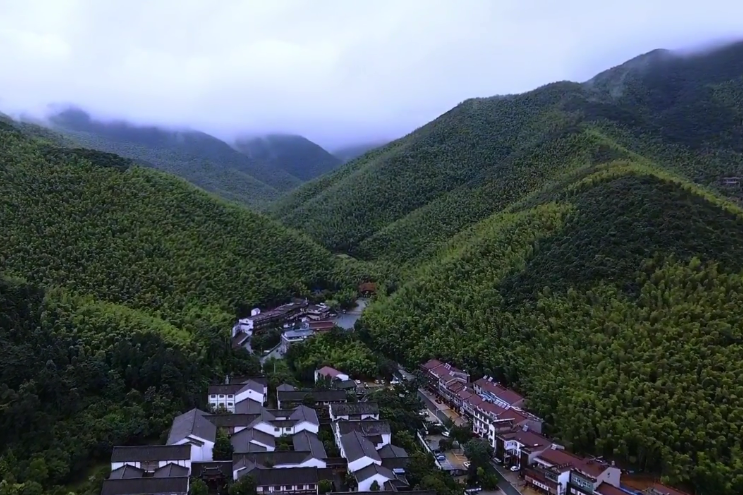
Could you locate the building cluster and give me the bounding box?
[230,299,336,352]
[101,371,421,495]
[420,359,689,495]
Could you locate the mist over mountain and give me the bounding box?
[234,133,342,182]
[332,141,389,163]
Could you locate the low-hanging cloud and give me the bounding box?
[1,0,741,148]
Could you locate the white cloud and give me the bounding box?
[0,0,741,148]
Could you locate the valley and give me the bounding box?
[1,40,743,495]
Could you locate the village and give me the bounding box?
[100,296,691,495]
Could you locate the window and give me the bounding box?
[228,394,234,398]
[228,403,233,407]
[210,395,216,399]
[219,394,225,398]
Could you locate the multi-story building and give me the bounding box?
[493,426,552,468]
[208,377,267,412]
[522,448,622,495]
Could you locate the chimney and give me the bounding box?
[225,375,230,385]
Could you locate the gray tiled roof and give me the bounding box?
[334,420,391,437]
[166,408,216,444]
[250,467,320,486]
[278,389,348,404]
[340,431,381,462]
[233,451,313,468]
[292,430,327,458]
[330,402,379,417]
[231,427,276,453]
[235,398,263,414]
[377,444,408,459]
[277,383,297,392]
[108,466,144,479]
[204,413,260,428]
[100,477,189,495]
[111,445,191,462]
[289,405,320,425]
[152,463,190,478]
[354,463,396,482]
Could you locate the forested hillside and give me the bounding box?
[359,162,743,495]
[234,133,342,181]
[273,41,743,268]
[353,41,743,495]
[47,108,302,209]
[0,120,372,493]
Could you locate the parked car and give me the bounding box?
[510,465,520,472]
[463,461,471,468]
[442,431,450,437]
[436,455,446,461]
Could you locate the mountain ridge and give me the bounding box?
[234,133,342,182]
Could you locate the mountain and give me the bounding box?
[47,107,304,209]
[276,41,743,493]
[271,41,743,268]
[234,133,342,182]
[0,119,372,492]
[332,141,388,163]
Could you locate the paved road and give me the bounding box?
[332,298,368,329]
[492,463,522,495]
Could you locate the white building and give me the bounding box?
[208,377,267,412]
[166,409,217,462]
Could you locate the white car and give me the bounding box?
[442,431,450,437]
[510,465,520,472]
[463,461,471,468]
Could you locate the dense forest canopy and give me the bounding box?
[0,120,373,494]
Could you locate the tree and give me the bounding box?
[276,435,293,451]
[213,429,234,460]
[464,439,493,470]
[318,479,333,494]
[450,423,474,445]
[189,479,208,495]
[229,475,257,495]
[370,480,380,491]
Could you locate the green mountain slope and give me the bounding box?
[359,161,743,495]
[48,108,303,209]
[234,133,342,182]
[0,122,357,328]
[273,42,743,267]
[0,120,373,492]
[332,141,388,163]
[351,41,743,495]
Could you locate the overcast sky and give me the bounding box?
[0,0,741,149]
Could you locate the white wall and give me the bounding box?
[252,420,318,437]
[233,459,326,480]
[209,394,237,412]
[111,459,191,471]
[314,370,349,383]
[173,436,214,462]
[348,456,379,473]
[357,473,391,491]
[597,467,622,487]
[236,388,265,405]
